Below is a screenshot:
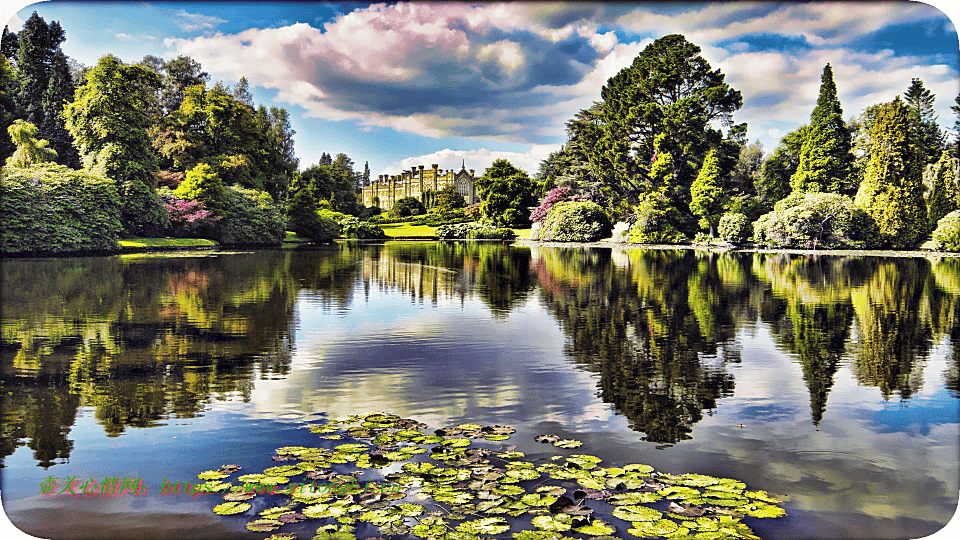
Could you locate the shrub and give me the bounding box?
[611,221,631,243]
[118,178,169,237]
[414,208,473,226]
[0,162,121,254]
[156,169,185,189]
[161,194,221,238]
[529,187,589,223]
[175,163,227,215]
[432,184,466,212]
[538,201,611,242]
[218,186,286,245]
[391,196,426,218]
[436,222,516,240]
[339,216,387,239]
[932,210,960,252]
[752,191,878,249]
[718,213,752,245]
[628,190,685,244]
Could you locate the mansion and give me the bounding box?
[363,161,480,211]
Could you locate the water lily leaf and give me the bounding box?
[213,502,251,515]
[455,423,482,431]
[320,434,344,440]
[576,477,606,490]
[626,519,680,538]
[536,486,567,497]
[744,490,785,504]
[572,520,616,536]
[482,434,511,441]
[512,531,568,540]
[347,428,376,439]
[531,514,574,531]
[441,438,471,448]
[677,474,721,487]
[223,490,256,501]
[246,519,283,532]
[456,517,510,535]
[413,435,445,445]
[559,506,594,517]
[622,464,654,474]
[657,486,699,500]
[608,493,661,505]
[497,451,525,459]
[358,508,404,526]
[379,523,410,536]
[336,443,369,453]
[519,493,558,507]
[535,435,560,444]
[506,469,540,481]
[197,481,231,493]
[264,465,301,476]
[565,455,602,469]
[553,439,582,449]
[267,534,298,540]
[668,502,706,517]
[218,464,242,473]
[435,427,463,436]
[477,498,507,512]
[313,524,357,540]
[197,470,231,480]
[612,505,662,522]
[432,490,473,505]
[738,502,786,518]
[492,485,525,497]
[574,488,611,501]
[278,512,309,523]
[310,424,342,434]
[410,521,448,539]
[237,474,267,483]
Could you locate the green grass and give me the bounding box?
[379,222,439,237]
[512,227,531,239]
[119,237,219,249]
[282,231,314,244]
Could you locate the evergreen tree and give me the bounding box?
[474,159,538,226]
[0,56,16,161]
[319,152,332,166]
[927,150,957,230]
[904,78,945,166]
[40,50,79,168]
[690,149,725,236]
[952,93,960,159]
[14,13,65,128]
[363,161,370,186]
[854,97,927,248]
[758,125,807,204]
[1,25,18,61]
[791,64,854,194]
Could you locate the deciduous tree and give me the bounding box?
[474,158,538,226]
[690,149,725,236]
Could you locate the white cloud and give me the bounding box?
[174,9,227,33]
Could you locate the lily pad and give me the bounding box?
[535,435,560,444]
[572,520,616,536]
[213,502,251,515]
[246,519,284,532]
[627,519,681,538]
[441,438,472,448]
[313,524,357,540]
[553,439,583,449]
[611,505,662,522]
[531,514,574,531]
[457,517,510,535]
[197,470,231,480]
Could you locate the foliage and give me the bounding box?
[752,192,878,249]
[0,56,16,162]
[431,184,467,212]
[853,97,927,248]
[5,119,55,167]
[904,78,945,166]
[474,159,538,226]
[627,189,686,244]
[729,140,764,196]
[40,50,80,168]
[727,194,767,222]
[391,196,426,218]
[790,64,854,194]
[287,185,336,243]
[159,191,221,238]
[530,187,589,223]
[537,201,611,242]
[573,34,742,209]
[117,176,170,237]
[436,222,516,240]
[0,162,120,254]
[338,216,386,239]
[13,12,65,132]
[926,151,958,230]
[174,163,226,215]
[932,210,960,252]
[301,158,360,215]
[717,213,752,245]
[758,125,807,204]
[414,208,474,227]
[689,149,725,235]
[218,186,286,246]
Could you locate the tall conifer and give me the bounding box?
[790,64,854,194]
[904,78,945,166]
[41,50,79,168]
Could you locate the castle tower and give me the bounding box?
[432,164,439,190]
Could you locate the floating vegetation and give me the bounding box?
[198,412,787,539]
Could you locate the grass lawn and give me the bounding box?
[379,222,439,237]
[512,227,531,239]
[118,237,219,249]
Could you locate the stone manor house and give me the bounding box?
[362,161,480,211]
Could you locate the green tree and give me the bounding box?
[1,25,18,60]
[287,182,337,242]
[581,34,742,209]
[473,158,538,226]
[63,55,167,236]
[40,50,79,168]
[301,157,359,214]
[4,119,55,167]
[758,126,807,204]
[391,196,425,218]
[854,97,927,248]
[159,55,209,114]
[904,78,945,166]
[952,93,960,159]
[729,139,763,196]
[690,149,725,236]
[790,64,854,194]
[927,150,958,230]
[13,12,65,129]
[0,56,16,161]
[433,183,466,212]
[175,162,226,215]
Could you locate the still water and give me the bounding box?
[1,242,957,539]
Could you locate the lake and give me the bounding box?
[1,242,957,539]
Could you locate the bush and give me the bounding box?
[161,193,221,238]
[219,186,286,245]
[436,222,516,240]
[530,187,589,223]
[432,184,466,212]
[414,208,473,226]
[391,196,426,218]
[932,210,960,252]
[628,190,685,244]
[718,213,752,245]
[339,216,387,239]
[752,192,878,249]
[0,162,121,254]
[611,221,631,243]
[175,163,227,215]
[538,201,611,242]
[119,178,170,237]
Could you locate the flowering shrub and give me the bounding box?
[530,187,589,223]
[339,216,387,239]
[932,210,960,252]
[156,169,185,189]
[538,201,611,242]
[163,196,221,238]
[718,212,752,245]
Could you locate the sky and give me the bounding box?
[2,0,959,179]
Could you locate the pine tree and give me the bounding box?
[1,25,18,61]
[0,56,16,161]
[952,93,960,159]
[904,78,945,166]
[854,97,927,248]
[40,50,79,168]
[690,148,725,236]
[14,13,65,128]
[363,161,370,187]
[927,151,957,230]
[790,64,854,194]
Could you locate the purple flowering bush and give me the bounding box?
[530,187,589,223]
[163,195,221,238]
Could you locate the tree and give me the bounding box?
[927,150,958,230]
[1,26,18,60]
[432,183,466,212]
[287,181,338,242]
[580,34,742,209]
[952,93,960,159]
[854,97,927,248]
[0,56,16,161]
[232,76,253,107]
[4,119,55,167]
[158,55,209,114]
[40,50,79,168]
[790,64,854,194]
[63,55,167,236]
[174,163,226,215]
[904,78,945,166]
[391,196,425,218]
[14,13,65,128]
[758,126,807,204]
[690,149,725,236]
[729,139,763,196]
[362,161,370,186]
[473,158,538,226]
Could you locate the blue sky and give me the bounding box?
[2,1,958,178]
